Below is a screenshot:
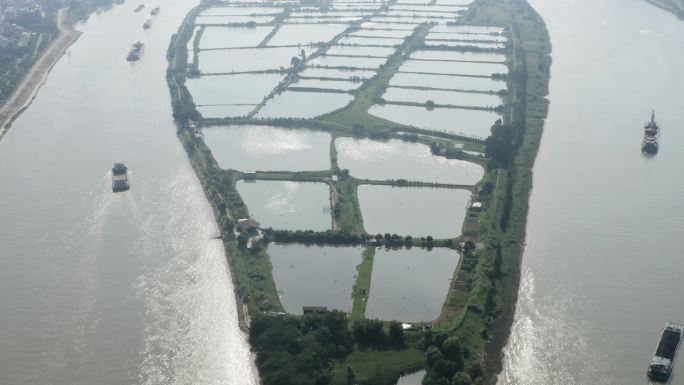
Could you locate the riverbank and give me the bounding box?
[645,0,684,18]
[0,9,81,142]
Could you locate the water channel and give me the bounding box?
[499,0,684,384]
[0,1,257,384]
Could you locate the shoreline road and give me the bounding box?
[0,8,81,142]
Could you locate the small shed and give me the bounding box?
[237,218,260,233]
[302,306,328,315]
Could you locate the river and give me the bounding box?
[499,0,684,384]
[0,1,256,384]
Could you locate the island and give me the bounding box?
[166,0,551,383]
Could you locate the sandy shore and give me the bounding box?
[0,9,81,142]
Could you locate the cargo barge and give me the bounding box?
[126,41,144,61]
[648,323,684,381]
[642,110,659,155]
[112,163,130,192]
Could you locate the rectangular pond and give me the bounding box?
[199,26,273,49]
[291,78,363,91]
[236,180,332,231]
[195,15,276,25]
[309,55,388,69]
[352,29,415,38]
[424,40,506,50]
[185,73,283,105]
[203,125,331,171]
[399,59,508,76]
[425,32,508,43]
[390,72,506,92]
[197,104,254,119]
[199,6,284,16]
[381,87,502,108]
[198,47,300,73]
[326,45,397,57]
[269,243,364,315]
[365,247,460,322]
[410,49,506,63]
[368,104,500,139]
[268,24,348,46]
[299,67,377,80]
[256,90,354,119]
[337,36,405,46]
[335,138,484,185]
[430,25,504,34]
[357,185,471,239]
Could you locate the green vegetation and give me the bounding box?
[166,0,551,383]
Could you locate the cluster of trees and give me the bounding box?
[250,312,408,385]
[352,319,405,349]
[484,119,517,167]
[264,229,366,245]
[422,333,483,385]
[250,311,353,385]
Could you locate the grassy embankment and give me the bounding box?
[166,0,550,382]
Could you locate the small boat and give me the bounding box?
[134,4,145,12]
[143,19,152,29]
[151,6,160,15]
[126,41,144,61]
[112,163,130,192]
[648,323,684,382]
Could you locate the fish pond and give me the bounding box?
[236,180,332,231]
[203,125,331,171]
[368,104,500,138]
[357,185,471,238]
[365,247,460,322]
[268,243,364,315]
[256,91,353,119]
[335,138,484,185]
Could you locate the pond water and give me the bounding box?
[198,46,300,73]
[199,6,284,16]
[199,26,273,49]
[203,125,331,171]
[195,15,275,25]
[352,29,414,38]
[268,24,348,46]
[299,67,377,79]
[309,55,388,69]
[268,243,364,314]
[326,45,397,57]
[365,247,460,322]
[425,32,508,43]
[410,50,506,63]
[197,104,255,119]
[358,185,471,238]
[337,36,405,46]
[360,22,417,30]
[335,138,484,185]
[368,104,500,139]
[284,17,361,24]
[399,59,508,76]
[431,24,504,34]
[236,181,331,231]
[186,73,282,105]
[391,72,506,92]
[291,78,363,91]
[382,87,502,108]
[424,40,506,50]
[396,370,427,385]
[256,91,353,119]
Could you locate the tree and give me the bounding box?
[388,321,405,348]
[346,366,356,385]
[426,346,443,368]
[451,372,472,385]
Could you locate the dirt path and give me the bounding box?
[0,8,81,142]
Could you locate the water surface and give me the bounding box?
[236,180,331,231]
[336,137,484,185]
[269,243,364,314]
[203,125,331,171]
[256,91,353,119]
[365,247,460,322]
[358,185,471,238]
